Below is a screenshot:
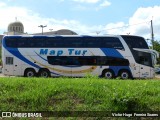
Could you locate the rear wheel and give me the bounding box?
[38,69,50,78]
[24,69,36,77]
[103,70,115,79]
[119,70,130,79]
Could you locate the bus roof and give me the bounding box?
[3,34,142,38]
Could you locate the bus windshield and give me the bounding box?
[121,35,149,49]
[122,35,153,67]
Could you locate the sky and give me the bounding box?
[0,0,160,40]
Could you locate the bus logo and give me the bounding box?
[39,49,88,56]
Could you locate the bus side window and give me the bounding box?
[5,38,17,48]
[6,57,13,65]
[84,38,101,48]
[102,37,124,50]
[17,38,26,47]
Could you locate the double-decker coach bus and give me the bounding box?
[1,35,158,79]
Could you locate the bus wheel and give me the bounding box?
[24,69,36,77]
[103,70,115,79]
[38,69,51,78]
[119,70,130,79]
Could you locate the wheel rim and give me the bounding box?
[121,72,129,79]
[27,71,34,77]
[40,71,49,77]
[105,72,113,79]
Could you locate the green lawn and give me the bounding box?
[0,77,160,119]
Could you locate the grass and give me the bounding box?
[0,77,160,119]
[0,77,160,111]
[0,47,1,65]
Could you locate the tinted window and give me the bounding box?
[64,37,84,47]
[47,56,129,66]
[6,57,13,65]
[132,51,152,67]
[5,36,124,49]
[52,38,64,47]
[78,56,97,65]
[122,35,149,49]
[99,57,129,66]
[16,38,26,47]
[101,37,124,50]
[5,37,17,48]
[28,38,45,47]
[122,36,152,67]
[84,37,101,48]
[47,56,97,65]
[16,37,46,48]
[47,56,80,65]
[45,38,55,47]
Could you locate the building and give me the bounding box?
[33,29,77,35]
[4,20,25,35]
[0,20,78,45]
[3,20,77,36]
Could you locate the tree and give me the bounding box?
[153,40,160,65]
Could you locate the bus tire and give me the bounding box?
[24,68,36,77]
[119,70,131,79]
[38,69,51,78]
[102,69,115,79]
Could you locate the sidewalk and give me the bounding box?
[155,75,160,79]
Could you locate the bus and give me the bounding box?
[1,35,158,79]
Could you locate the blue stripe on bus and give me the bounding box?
[2,39,41,69]
[109,66,131,76]
[6,48,41,69]
[100,48,132,77]
[35,51,48,61]
[100,48,123,58]
[3,39,50,75]
[3,40,61,76]
[7,48,61,76]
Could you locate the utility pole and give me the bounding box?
[38,25,47,35]
[151,20,154,49]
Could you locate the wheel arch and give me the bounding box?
[118,69,132,78]
[101,69,115,77]
[38,68,50,72]
[38,68,51,77]
[24,68,37,77]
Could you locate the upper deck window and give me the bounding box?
[101,37,124,50]
[122,35,149,49]
[4,36,124,50]
[5,37,17,48]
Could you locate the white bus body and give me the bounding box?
[2,35,156,79]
